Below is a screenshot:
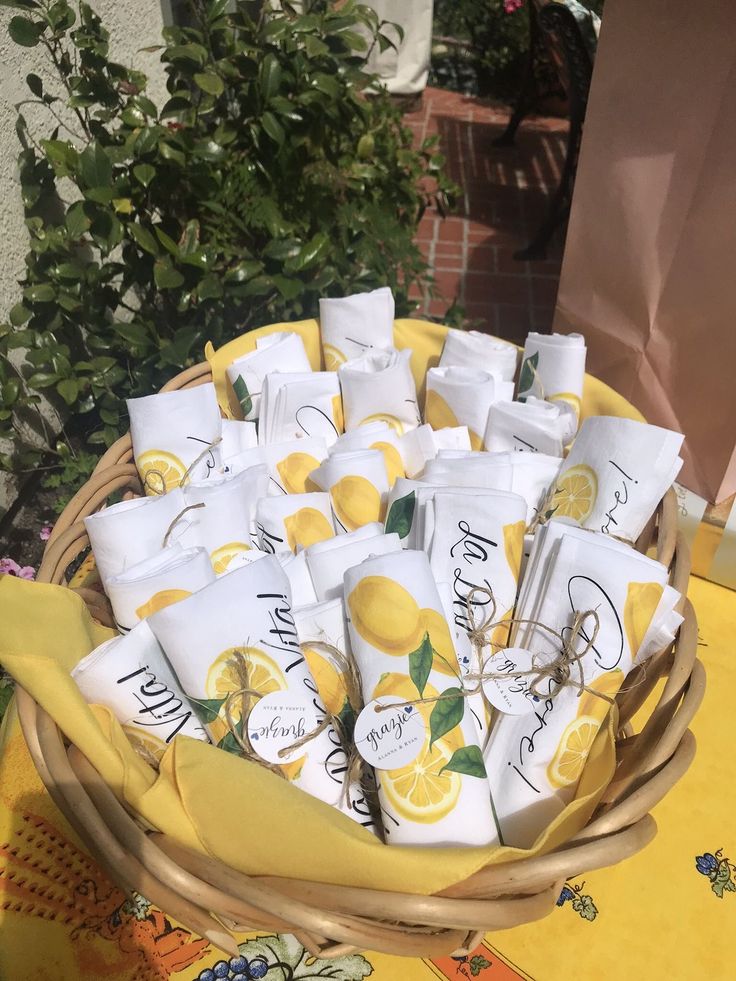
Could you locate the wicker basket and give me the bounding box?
[17,361,705,961]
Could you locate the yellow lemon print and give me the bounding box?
[122,724,168,762]
[277,452,321,495]
[549,391,582,419]
[468,429,484,451]
[576,668,624,724]
[503,520,526,581]
[348,576,425,655]
[424,389,459,431]
[332,394,345,433]
[547,715,601,789]
[382,736,461,823]
[210,541,250,576]
[303,646,348,717]
[623,581,664,659]
[323,342,347,372]
[370,440,405,485]
[331,474,383,531]
[550,464,598,522]
[372,672,465,752]
[283,507,334,552]
[135,588,192,619]
[420,608,460,677]
[205,646,287,744]
[359,413,405,435]
[136,449,186,496]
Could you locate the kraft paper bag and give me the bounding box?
[554,0,736,503]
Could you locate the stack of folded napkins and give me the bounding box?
[72,287,685,852]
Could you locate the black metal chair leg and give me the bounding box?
[493,3,540,147]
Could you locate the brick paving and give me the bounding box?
[404,87,568,344]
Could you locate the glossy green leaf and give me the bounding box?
[194,72,224,96]
[517,350,539,398]
[428,687,464,748]
[259,52,282,101]
[439,745,487,779]
[8,15,43,46]
[56,378,78,404]
[65,202,90,239]
[232,375,252,417]
[153,259,184,289]
[129,223,159,255]
[408,633,433,698]
[27,371,60,388]
[159,142,186,167]
[384,490,415,539]
[79,143,112,189]
[133,163,156,187]
[261,111,284,146]
[8,303,30,326]
[23,283,55,302]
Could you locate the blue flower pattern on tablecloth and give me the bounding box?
[695,850,736,898]
[556,881,598,920]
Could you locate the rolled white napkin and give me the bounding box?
[385,479,498,550]
[225,332,311,420]
[227,437,328,497]
[421,452,514,492]
[309,448,389,532]
[255,492,336,554]
[439,328,518,381]
[128,384,223,495]
[278,550,319,607]
[484,529,681,848]
[329,421,405,486]
[180,466,269,572]
[517,331,586,421]
[85,489,191,586]
[344,549,497,846]
[507,452,562,525]
[72,620,208,757]
[305,525,401,602]
[105,544,215,632]
[399,424,471,479]
[258,371,343,447]
[339,348,421,435]
[550,417,684,541]
[425,366,506,451]
[319,286,395,370]
[484,398,567,457]
[221,419,258,467]
[148,557,365,822]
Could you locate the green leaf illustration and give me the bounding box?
[439,745,487,779]
[428,686,464,748]
[571,894,598,921]
[517,350,539,398]
[191,696,225,725]
[470,954,492,976]
[408,632,433,697]
[218,729,243,755]
[232,374,252,416]
[385,489,415,539]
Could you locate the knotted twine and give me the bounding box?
[143,435,223,496]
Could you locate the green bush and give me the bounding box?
[0,0,455,481]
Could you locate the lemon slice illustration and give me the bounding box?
[547,715,600,789]
[323,342,347,372]
[424,390,459,431]
[382,736,461,824]
[136,449,186,495]
[135,588,192,619]
[331,474,383,531]
[277,452,321,495]
[210,541,250,576]
[550,464,598,522]
[283,507,334,552]
[370,441,405,485]
[576,669,624,724]
[204,646,287,744]
[347,576,425,655]
[122,724,168,762]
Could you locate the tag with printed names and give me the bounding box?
[246,691,319,765]
[481,647,540,716]
[354,695,427,769]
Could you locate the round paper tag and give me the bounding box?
[481,647,538,716]
[353,695,426,769]
[246,691,319,765]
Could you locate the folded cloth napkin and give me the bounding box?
[258,371,343,447]
[550,417,684,542]
[339,348,421,435]
[517,331,587,421]
[309,448,389,532]
[385,479,497,550]
[439,328,518,381]
[425,366,511,450]
[329,421,405,486]
[507,452,563,525]
[221,419,258,467]
[179,466,269,572]
[255,492,336,554]
[421,452,514,492]
[484,529,681,848]
[105,544,215,632]
[278,550,319,607]
[305,526,401,602]
[225,332,311,421]
[128,383,223,495]
[398,424,471,479]
[319,286,395,370]
[484,398,567,457]
[85,488,191,586]
[147,556,365,822]
[292,597,379,833]
[344,549,497,846]
[227,437,328,496]
[72,620,208,757]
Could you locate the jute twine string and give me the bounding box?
[161,502,206,549]
[143,436,223,495]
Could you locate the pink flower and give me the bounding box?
[40,524,52,542]
[504,0,524,12]
[0,557,36,580]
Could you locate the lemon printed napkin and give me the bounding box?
[319,286,395,370]
[255,492,335,553]
[344,549,497,846]
[329,421,406,487]
[227,437,328,497]
[127,383,223,495]
[439,327,518,380]
[305,524,401,602]
[517,331,587,420]
[309,448,390,532]
[507,451,563,524]
[551,417,684,541]
[72,620,208,759]
[485,530,681,848]
[225,331,311,421]
[425,366,509,451]
[484,398,567,456]
[148,557,365,822]
[338,348,421,435]
[258,371,343,447]
[399,423,471,478]
[105,544,215,632]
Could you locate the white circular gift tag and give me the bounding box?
[481,647,539,716]
[246,691,319,765]
[353,695,427,769]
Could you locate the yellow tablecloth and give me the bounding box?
[0,573,729,981]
